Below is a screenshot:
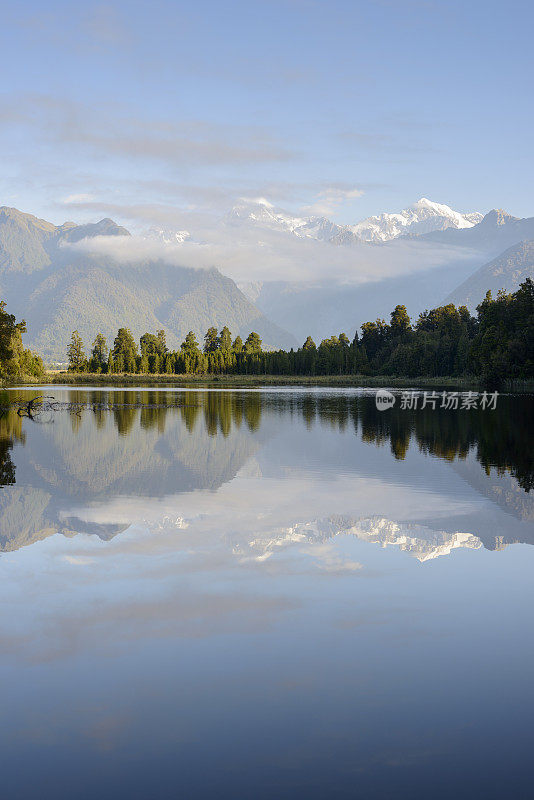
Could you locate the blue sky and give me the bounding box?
[1,0,533,228]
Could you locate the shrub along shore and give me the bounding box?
[8,371,534,392]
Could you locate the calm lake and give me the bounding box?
[1,386,533,799]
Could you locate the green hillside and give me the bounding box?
[0,207,296,360]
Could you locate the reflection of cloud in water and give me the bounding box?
[1,389,533,558]
[0,532,300,662]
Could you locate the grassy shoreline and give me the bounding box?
[4,371,534,392]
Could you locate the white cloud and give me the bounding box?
[62,193,96,205]
[61,555,96,565]
[0,95,294,169]
[302,186,365,216]
[65,222,478,287]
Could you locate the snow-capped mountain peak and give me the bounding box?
[226,196,483,245]
[227,198,342,241]
[142,196,485,255]
[146,227,191,244]
[346,198,484,243]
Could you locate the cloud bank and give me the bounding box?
[66,222,479,286]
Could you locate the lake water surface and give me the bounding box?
[1,386,533,799]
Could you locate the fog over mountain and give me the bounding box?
[156,195,484,249]
[2,197,534,356]
[247,208,534,341]
[0,207,296,360]
[139,197,534,340]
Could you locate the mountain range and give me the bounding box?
[1,198,533,360]
[225,196,483,244]
[0,207,296,360]
[226,201,534,338]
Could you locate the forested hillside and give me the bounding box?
[447,240,534,309]
[0,207,296,361]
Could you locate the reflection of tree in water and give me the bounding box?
[0,390,272,551]
[112,392,139,436]
[2,390,534,494]
[301,396,316,429]
[314,394,534,493]
[204,392,235,437]
[242,393,262,432]
[181,400,201,433]
[140,391,168,433]
[261,393,533,493]
[0,406,24,486]
[1,389,533,499]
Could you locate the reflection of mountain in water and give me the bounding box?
[0,391,264,551]
[0,389,533,554]
[452,451,534,522]
[245,515,483,562]
[28,391,263,496]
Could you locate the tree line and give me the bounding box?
[67,278,534,384]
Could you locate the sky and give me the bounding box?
[1,0,533,233]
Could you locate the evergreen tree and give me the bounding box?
[157,329,167,353]
[0,300,43,377]
[140,354,149,373]
[90,333,108,371]
[339,332,351,373]
[113,328,138,362]
[181,331,200,354]
[244,332,262,353]
[390,305,412,337]
[219,326,232,351]
[301,335,317,374]
[55,279,534,382]
[360,319,388,364]
[140,332,165,357]
[68,330,86,371]
[204,327,219,353]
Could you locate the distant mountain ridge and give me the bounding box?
[337,198,483,244]
[3,198,534,356]
[248,207,534,342]
[0,206,296,360]
[417,209,534,251]
[446,239,534,309]
[227,198,343,242]
[224,196,483,245]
